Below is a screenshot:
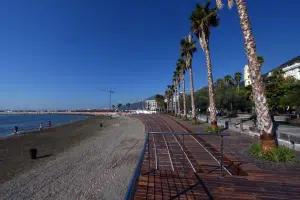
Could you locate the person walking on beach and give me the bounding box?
[14,126,18,135]
[48,121,52,128]
[39,123,43,131]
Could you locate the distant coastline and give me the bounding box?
[0,114,93,138]
[0,111,116,116]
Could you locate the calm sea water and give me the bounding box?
[0,114,90,137]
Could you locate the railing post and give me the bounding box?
[148,134,150,170]
[220,134,224,177]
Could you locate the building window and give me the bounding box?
[248,81,250,84]
[248,76,249,78]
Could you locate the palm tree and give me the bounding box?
[175,67,181,115]
[173,72,178,115]
[167,84,175,113]
[216,78,224,88]
[190,2,218,127]
[165,90,170,112]
[258,56,264,66]
[224,75,234,86]
[216,0,275,152]
[155,94,165,112]
[126,103,131,110]
[117,103,122,111]
[234,72,242,92]
[177,58,187,117]
[180,35,197,120]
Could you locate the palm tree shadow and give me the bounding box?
[36,154,52,159]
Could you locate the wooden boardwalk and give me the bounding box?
[128,114,300,200]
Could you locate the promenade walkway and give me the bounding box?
[128,114,300,200]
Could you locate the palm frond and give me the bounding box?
[228,0,234,9]
[216,0,223,9]
[190,2,219,41]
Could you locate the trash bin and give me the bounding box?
[253,119,257,127]
[30,148,37,159]
[224,121,229,129]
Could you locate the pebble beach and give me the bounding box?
[0,115,145,200]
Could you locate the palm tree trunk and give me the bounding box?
[167,99,169,113]
[237,83,240,93]
[170,95,173,113]
[182,75,187,117]
[201,35,217,128]
[187,60,196,120]
[236,0,275,152]
[177,84,181,115]
[174,81,178,115]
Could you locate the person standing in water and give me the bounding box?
[39,123,43,131]
[14,126,18,135]
[48,121,52,128]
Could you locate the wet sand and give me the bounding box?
[0,115,145,199]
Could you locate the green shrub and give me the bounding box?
[205,126,222,133]
[183,116,189,121]
[250,143,263,158]
[250,143,296,163]
[177,115,182,119]
[191,120,201,125]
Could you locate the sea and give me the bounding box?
[0,114,91,137]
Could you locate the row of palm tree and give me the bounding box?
[165,0,275,152]
[216,72,242,91]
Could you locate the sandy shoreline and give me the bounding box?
[0,114,93,139]
[0,115,103,183]
[0,115,145,200]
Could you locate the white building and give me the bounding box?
[281,61,300,79]
[145,100,158,111]
[244,56,300,86]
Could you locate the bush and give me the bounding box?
[205,126,222,133]
[191,120,201,125]
[177,115,182,119]
[250,143,296,163]
[183,116,189,121]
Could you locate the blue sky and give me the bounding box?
[0,0,299,110]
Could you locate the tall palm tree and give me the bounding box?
[175,67,181,115]
[216,0,275,152]
[180,35,197,119]
[172,73,178,115]
[165,90,171,113]
[177,58,187,117]
[167,85,175,113]
[234,72,242,92]
[155,94,165,112]
[224,75,234,86]
[190,2,219,127]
